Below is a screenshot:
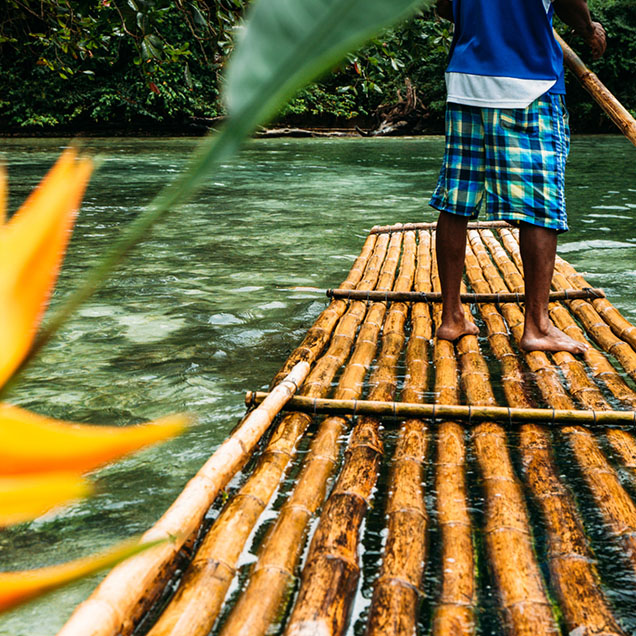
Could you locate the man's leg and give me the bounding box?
[518,222,586,353]
[436,210,479,341]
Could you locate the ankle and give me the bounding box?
[441,306,465,326]
[524,311,550,337]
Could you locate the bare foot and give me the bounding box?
[437,317,479,341]
[520,323,588,354]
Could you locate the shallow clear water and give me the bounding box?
[0,135,635,635]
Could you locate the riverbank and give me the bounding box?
[1,105,628,138]
[0,113,398,138]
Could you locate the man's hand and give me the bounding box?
[583,21,607,59]
[553,0,606,58]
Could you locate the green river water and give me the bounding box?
[1,136,636,635]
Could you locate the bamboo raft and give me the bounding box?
[58,220,636,636]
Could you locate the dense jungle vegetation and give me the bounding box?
[1,0,634,135]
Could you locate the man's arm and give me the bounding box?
[436,0,454,22]
[553,0,606,58]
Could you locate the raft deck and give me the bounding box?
[60,221,636,636]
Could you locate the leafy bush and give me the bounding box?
[0,0,634,133]
[0,0,238,131]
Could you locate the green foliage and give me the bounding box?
[279,84,361,118]
[279,8,451,125]
[0,0,635,133]
[0,0,240,130]
[224,0,430,131]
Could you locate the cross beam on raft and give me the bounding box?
[327,287,605,304]
[370,220,511,234]
[245,392,636,427]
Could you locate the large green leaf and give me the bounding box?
[224,0,433,130]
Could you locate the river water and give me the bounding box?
[1,136,635,635]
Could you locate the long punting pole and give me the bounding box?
[219,233,415,636]
[479,229,636,580]
[555,31,636,147]
[56,361,310,636]
[466,234,625,633]
[146,233,403,636]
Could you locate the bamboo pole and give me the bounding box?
[555,31,636,147]
[56,361,310,636]
[146,233,405,636]
[481,231,636,487]
[284,235,414,636]
[370,220,511,234]
[271,232,381,387]
[480,228,608,412]
[366,229,432,635]
[495,228,636,409]
[465,238,625,635]
[327,288,604,304]
[479,230,609,411]
[218,232,417,636]
[557,254,636,353]
[477,229,636,581]
[498,228,636,386]
[245,392,636,427]
[553,253,636,353]
[432,242,559,635]
[606,428,636,474]
[464,231,571,409]
[549,297,636,407]
[428,241,476,636]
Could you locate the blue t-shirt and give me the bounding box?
[446,0,565,108]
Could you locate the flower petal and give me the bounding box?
[0,537,166,613]
[0,403,189,476]
[0,149,93,389]
[0,473,91,528]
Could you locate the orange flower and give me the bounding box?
[0,538,167,612]
[0,472,91,528]
[0,149,188,610]
[0,403,186,477]
[0,148,92,389]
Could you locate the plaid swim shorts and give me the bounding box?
[429,93,570,232]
